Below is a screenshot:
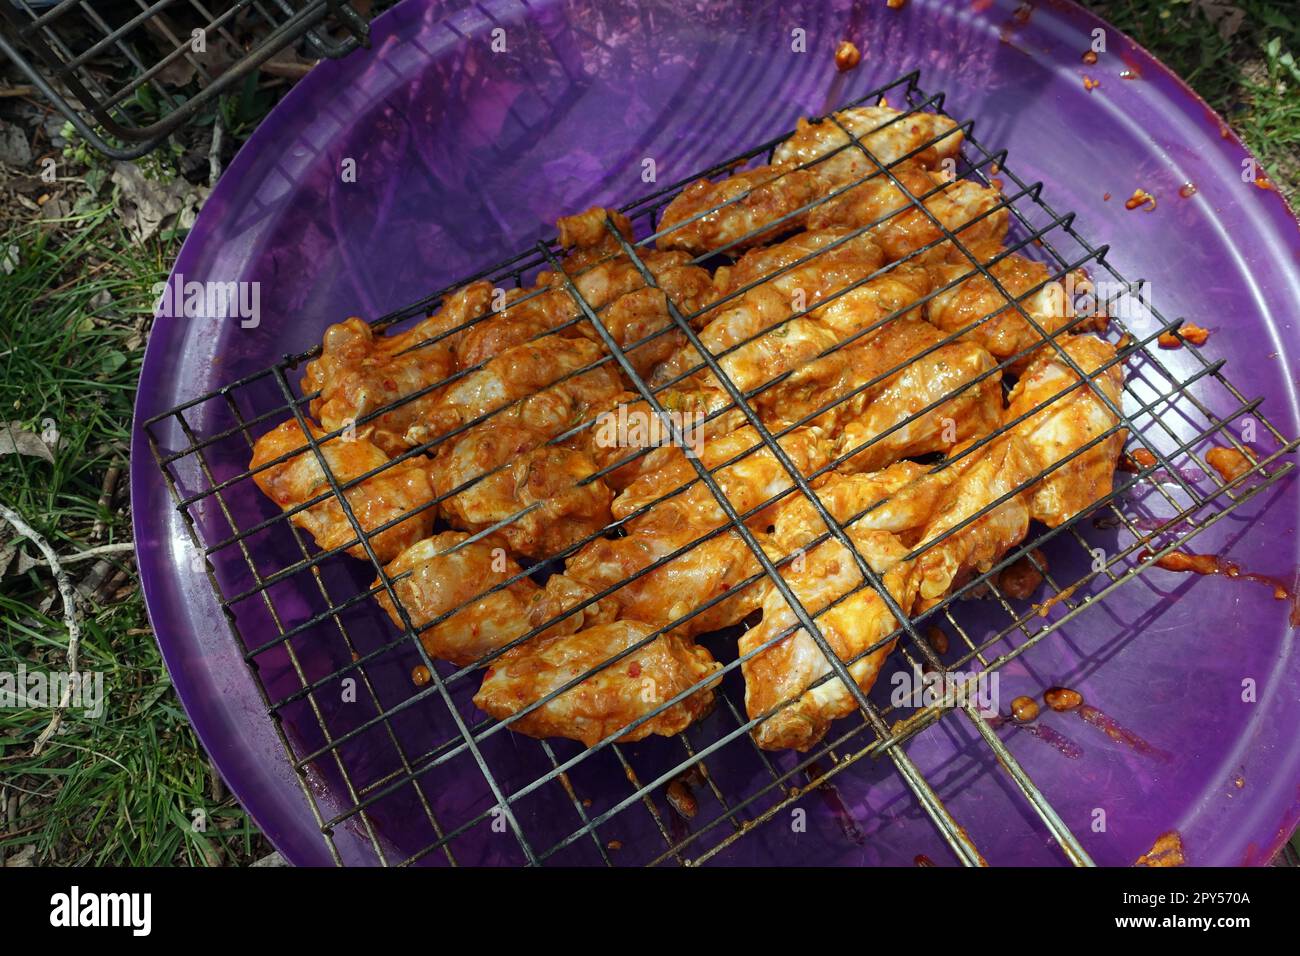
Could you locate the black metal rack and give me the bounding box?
[0,0,388,158]
[143,69,1297,866]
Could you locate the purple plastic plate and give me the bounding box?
[132,0,1300,866]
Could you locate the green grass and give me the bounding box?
[0,0,1296,867]
[0,206,268,865]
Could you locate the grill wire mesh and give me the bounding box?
[143,70,1299,866]
[0,0,384,158]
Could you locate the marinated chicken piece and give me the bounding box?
[613,425,833,530]
[656,162,823,255]
[1005,334,1126,526]
[836,330,1003,473]
[655,255,934,427]
[462,252,714,374]
[926,245,1081,370]
[655,107,962,257]
[750,315,999,469]
[556,205,635,254]
[910,436,1040,610]
[419,336,628,558]
[429,423,613,559]
[249,418,434,563]
[808,165,1008,263]
[772,106,963,184]
[474,620,722,747]
[711,227,886,307]
[770,461,932,552]
[587,386,742,491]
[750,265,935,428]
[453,283,583,370]
[649,285,793,388]
[742,525,914,751]
[654,228,890,390]
[805,257,933,333]
[304,207,635,447]
[647,228,895,398]
[903,337,1126,609]
[712,318,844,403]
[561,504,774,637]
[301,282,491,456]
[525,572,618,634]
[578,251,716,374]
[406,335,623,447]
[375,532,584,666]
[451,208,639,368]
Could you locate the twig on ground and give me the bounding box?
[209,113,224,186]
[0,501,81,754]
[95,566,131,603]
[29,541,135,566]
[0,821,43,840]
[91,465,121,539]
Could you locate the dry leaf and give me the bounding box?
[0,119,32,167]
[4,845,36,867]
[111,162,209,243]
[0,422,54,464]
[1195,1,1246,40]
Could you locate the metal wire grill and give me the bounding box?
[142,69,1298,866]
[0,0,388,158]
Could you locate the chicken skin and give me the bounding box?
[741,525,914,752]
[807,165,1008,263]
[1005,334,1126,526]
[300,283,488,456]
[407,335,623,447]
[611,424,833,531]
[652,250,935,427]
[770,461,932,553]
[926,245,1081,371]
[249,418,435,563]
[560,506,774,639]
[657,107,962,257]
[771,105,963,186]
[909,435,1040,611]
[834,324,1003,473]
[375,531,585,666]
[656,162,824,256]
[474,620,722,747]
[429,423,614,559]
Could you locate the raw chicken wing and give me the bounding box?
[474,620,722,747]
[249,418,434,563]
